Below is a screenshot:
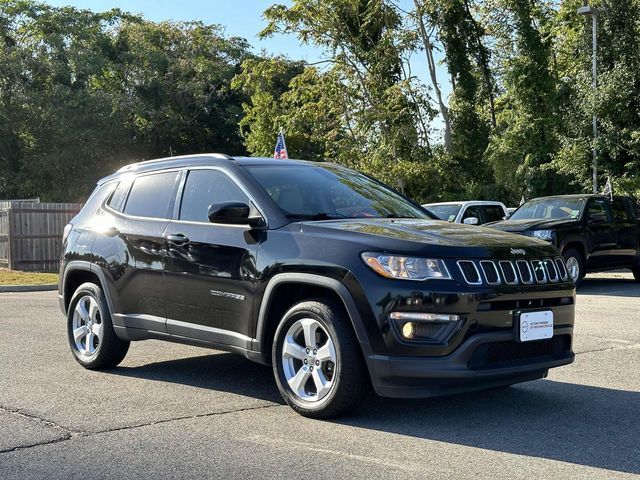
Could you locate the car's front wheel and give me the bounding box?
[67,282,130,370]
[563,248,584,287]
[272,299,369,418]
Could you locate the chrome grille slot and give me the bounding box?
[555,258,568,280]
[457,260,481,285]
[480,261,501,285]
[516,260,534,284]
[544,259,559,282]
[531,260,547,283]
[499,261,518,284]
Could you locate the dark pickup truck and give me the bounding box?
[487,194,640,285]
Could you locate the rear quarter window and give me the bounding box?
[123,172,180,219]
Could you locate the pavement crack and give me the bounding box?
[95,403,284,435]
[1,402,284,454]
[0,405,84,453]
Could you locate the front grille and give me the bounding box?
[467,335,572,370]
[480,261,500,284]
[499,261,518,284]
[516,260,533,284]
[544,259,558,282]
[456,257,568,286]
[458,260,481,284]
[555,258,568,280]
[531,260,547,283]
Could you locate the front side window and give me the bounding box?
[461,206,482,222]
[244,164,431,220]
[510,198,585,221]
[123,172,179,219]
[180,169,250,222]
[426,204,462,222]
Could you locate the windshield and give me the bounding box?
[424,204,462,222]
[243,163,431,220]
[510,197,585,221]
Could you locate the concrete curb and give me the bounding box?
[0,284,57,293]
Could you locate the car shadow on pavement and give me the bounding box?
[109,352,284,404]
[579,277,640,297]
[342,380,640,475]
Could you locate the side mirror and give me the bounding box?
[588,212,607,224]
[463,217,479,225]
[208,202,266,228]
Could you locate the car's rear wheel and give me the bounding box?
[563,248,584,287]
[67,282,129,370]
[272,299,369,418]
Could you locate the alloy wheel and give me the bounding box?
[71,295,104,358]
[565,256,580,283]
[281,318,337,402]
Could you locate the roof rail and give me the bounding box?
[116,153,233,173]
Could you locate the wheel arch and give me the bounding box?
[255,273,371,365]
[561,241,586,262]
[62,261,116,316]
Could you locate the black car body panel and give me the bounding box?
[488,194,640,273]
[59,154,576,398]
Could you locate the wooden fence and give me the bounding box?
[0,202,83,272]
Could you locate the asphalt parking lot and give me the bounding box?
[1,273,639,479]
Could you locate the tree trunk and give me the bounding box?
[413,0,453,153]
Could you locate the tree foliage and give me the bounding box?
[2,0,640,203]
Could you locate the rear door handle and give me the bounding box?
[165,233,190,245]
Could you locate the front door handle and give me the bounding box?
[165,233,190,245]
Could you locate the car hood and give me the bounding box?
[298,218,556,258]
[486,218,579,232]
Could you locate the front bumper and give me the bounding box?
[365,326,574,398]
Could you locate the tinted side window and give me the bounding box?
[123,172,179,219]
[483,205,505,223]
[462,206,481,222]
[611,197,630,222]
[586,199,611,221]
[107,178,132,212]
[180,169,250,222]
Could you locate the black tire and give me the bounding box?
[563,248,584,287]
[633,264,640,282]
[67,282,129,370]
[272,299,369,419]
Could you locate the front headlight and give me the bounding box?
[361,253,451,280]
[531,229,554,241]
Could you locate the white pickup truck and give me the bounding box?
[422,201,508,225]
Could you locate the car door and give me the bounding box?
[609,197,638,266]
[163,168,261,347]
[460,205,482,225]
[583,197,617,269]
[94,170,181,331]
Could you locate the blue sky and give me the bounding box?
[44,0,323,60]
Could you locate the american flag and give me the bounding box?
[273,129,288,159]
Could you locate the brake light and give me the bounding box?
[62,223,73,244]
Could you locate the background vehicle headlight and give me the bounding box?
[531,229,554,241]
[361,253,451,280]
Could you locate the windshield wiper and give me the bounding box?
[285,212,347,221]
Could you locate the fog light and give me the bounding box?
[391,312,461,341]
[402,322,415,339]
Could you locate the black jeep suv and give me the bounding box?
[59,154,575,418]
[487,194,640,286]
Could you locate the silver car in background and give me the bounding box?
[422,201,508,225]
